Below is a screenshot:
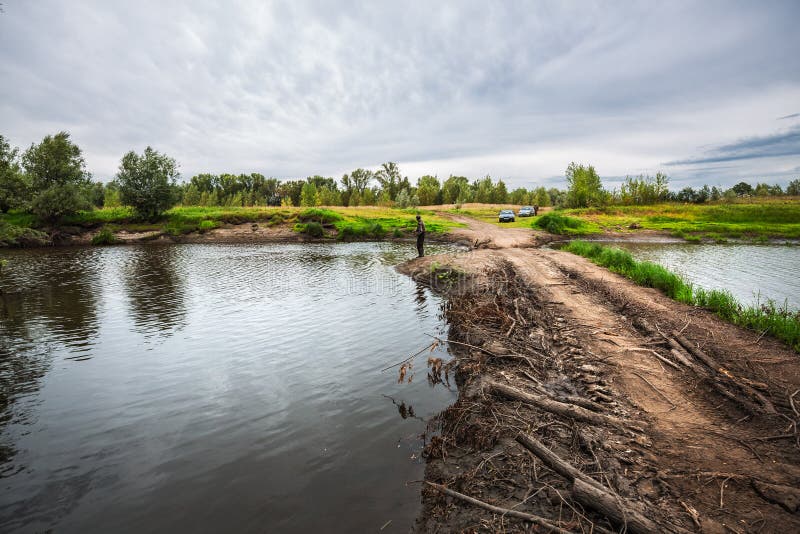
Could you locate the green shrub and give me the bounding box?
[534,213,591,235]
[0,220,50,247]
[297,208,342,224]
[294,221,324,237]
[91,226,118,245]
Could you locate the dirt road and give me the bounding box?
[399,217,800,533]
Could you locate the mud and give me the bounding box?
[397,219,800,533]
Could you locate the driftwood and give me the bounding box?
[571,478,659,534]
[515,433,605,491]
[489,381,642,431]
[673,331,776,414]
[424,481,577,534]
[666,338,694,367]
[516,432,680,534]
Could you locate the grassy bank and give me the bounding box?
[0,205,463,246]
[561,199,800,241]
[449,199,800,241]
[564,240,800,351]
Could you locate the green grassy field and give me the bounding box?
[0,205,464,245]
[561,200,800,240]
[564,240,800,352]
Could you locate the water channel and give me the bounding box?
[0,242,456,533]
[610,242,800,310]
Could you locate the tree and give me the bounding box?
[442,175,470,204]
[375,162,402,200]
[730,182,753,197]
[22,132,91,220]
[0,134,29,212]
[787,179,800,196]
[300,182,318,207]
[416,175,441,206]
[491,179,508,203]
[564,163,606,208]
[116,146,180,220]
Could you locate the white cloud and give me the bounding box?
[1,0,798,189]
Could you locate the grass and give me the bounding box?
[560,200,800,241]
[564,240,800,351]
[533,213,601,235]
[90,226,118,246]
[0,205,463,244]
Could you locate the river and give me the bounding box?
[0,242,456,533]
[610,242,800,310]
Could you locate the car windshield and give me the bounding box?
[500,210,514,215]
[521,206,532,210]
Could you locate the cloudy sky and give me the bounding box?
[1,1,798,190]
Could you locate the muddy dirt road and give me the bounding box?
[399,217,800,533]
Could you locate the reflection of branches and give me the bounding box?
[382,394,426,422]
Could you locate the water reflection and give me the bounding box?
[0,249,101,468]
[122,246,187,336]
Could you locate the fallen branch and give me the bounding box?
[424,481,577,534]
[515,433,605,491]
[572,478,660,534]
[489,381,642,431]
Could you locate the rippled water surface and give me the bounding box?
[613,242,800,309]
[0,243,456,533]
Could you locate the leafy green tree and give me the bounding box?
[787,179,800,196]
[22,132,91,220]
[472,175,494,203]
[442,175,470,204]
[729,181,753,197]
[375,162,402,200]
[395,189,411,208]
[182,183,202,205]
[564,163,606,208]
[416,175,441,205]
[116,146,180,220]
[104,180,122,207]
[300,182,318,207]
[0,134,29,212]
[30,183,90,221]
[491,179,508,203]
[534,187,550,207]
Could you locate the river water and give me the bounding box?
[0,242,456,533]
[611,242,800,310]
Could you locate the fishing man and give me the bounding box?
[415,214,426,257]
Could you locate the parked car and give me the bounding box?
[518,206,534,217]
[498,209,515,223]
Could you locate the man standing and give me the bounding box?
[415,214,426,257]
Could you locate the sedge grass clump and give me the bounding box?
[198,220,218,233]
[534,213,594,235]
[91,226,118,245]
[298,208,342,224]
[293,221,324,237]
[564,240,800,351]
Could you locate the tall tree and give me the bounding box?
[375,162,402,200]
[416,175,441,206]
[117,147,180,220]
[23,132,91,221]
[564,162,606,208]
[0,134,29,212]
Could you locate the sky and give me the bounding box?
[1,1,799,190]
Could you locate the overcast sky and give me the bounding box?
[1,1,799,190]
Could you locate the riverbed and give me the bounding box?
[0,242,456,533]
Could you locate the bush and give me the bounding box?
[117,147,180,220]
[91,226,118,245]
[534,213,587,234]
[293,221,324,237]
[0,220,50,247]
[31,183,91,222]
[297,208,342,224]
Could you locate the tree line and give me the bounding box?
[1,131,798,222]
